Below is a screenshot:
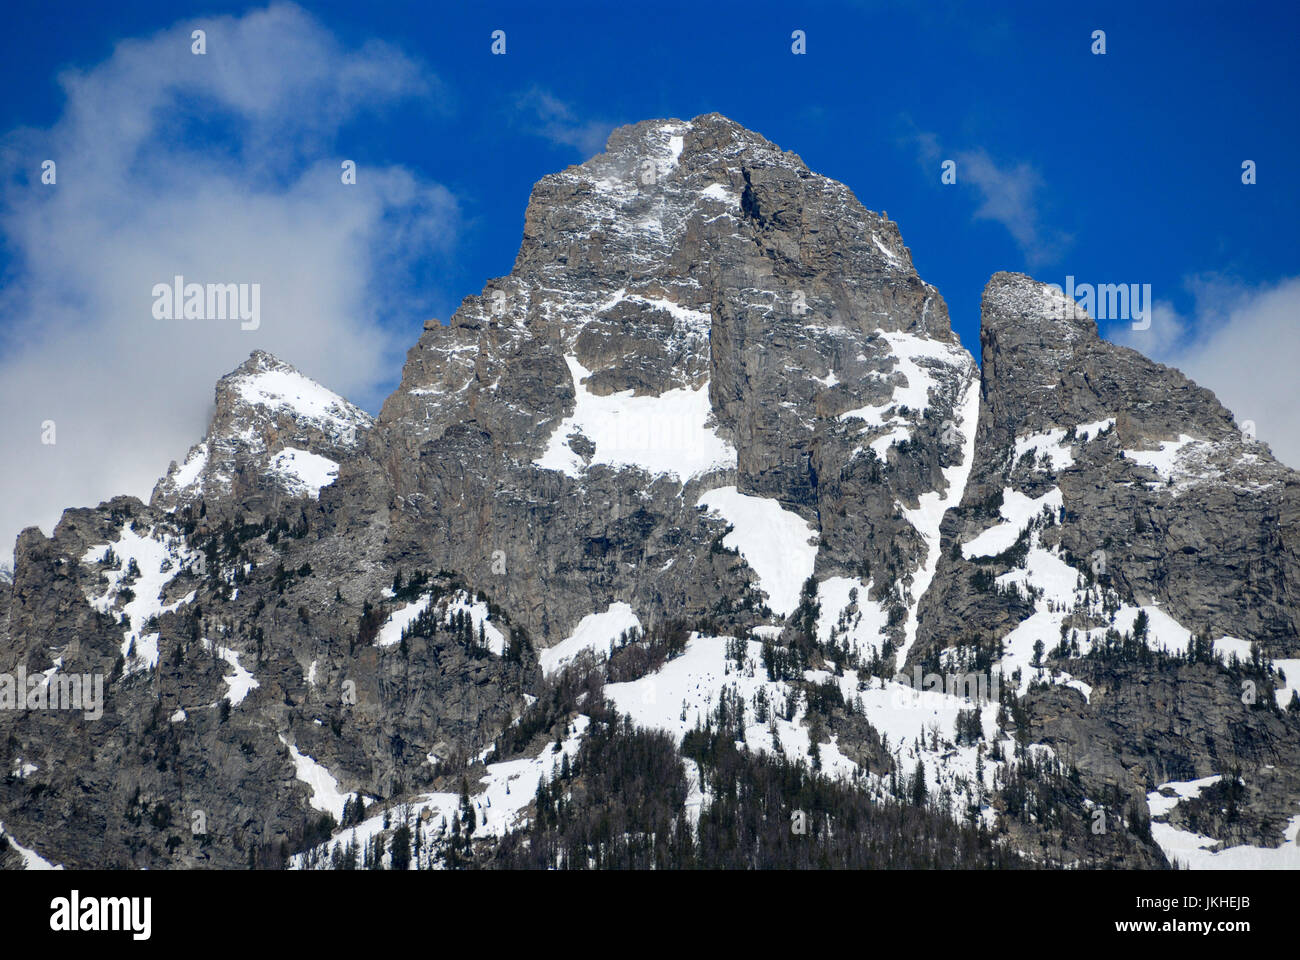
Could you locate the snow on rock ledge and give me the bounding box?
[697,486,818,618]
[540,602,642,676]
[268,447,340,498]
[534,356,736,481]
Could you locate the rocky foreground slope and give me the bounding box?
[2,114,1297,870]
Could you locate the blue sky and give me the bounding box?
[0,0,1296,557]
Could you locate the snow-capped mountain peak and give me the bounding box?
[151,350,373,511]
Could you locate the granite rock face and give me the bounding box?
[914,271,1298,665]
[368,114,974,654]
[2,118,1298,870]
[912,272,1300,852]
[916,272,1299,665]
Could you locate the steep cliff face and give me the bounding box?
[915,271,1298,674]
[911,272,1300,856]
[2,117,1298,871]
[363,113,976,661]
[920,272,1297,659]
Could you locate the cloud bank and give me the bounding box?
[1107,276,1300,470]
[0,3,456,562]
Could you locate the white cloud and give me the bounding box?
[955,148,1069,266]
[1107,276,1300,470]
[513,87,615,157]
[910,128,1068,266]
[0,3,457,562]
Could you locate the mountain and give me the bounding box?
[151,349,374,513]
[2,114,1297,871]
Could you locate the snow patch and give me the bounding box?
[80,527,198,676]
[700,183,739,206]
[170,442,209,492]
[540,603,641,676]
[281,737,350,822]
[895,364,981,667]
[1147,777,1300,869]
[872,235,902,267]
[962,487,1063,559]
[267,447,339,498]
[293,717,591,869]
[534,356,735,480]
[202,640,259,706]
[234,366,369,445]
[816,576,890,659]
[375,597,434,648]
[1273,659,1300,710]
[696,487,818,618]
[0,822,62,870]
[445,595,508,656]
[1123,435,1199,482]
[1076,418,1115,442]
[1013,429,1073,472]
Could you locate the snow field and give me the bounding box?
[534,356,736,480]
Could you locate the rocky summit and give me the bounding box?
[2,114,1297,871]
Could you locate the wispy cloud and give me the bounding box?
[512,87,615,157]
[0,2,457,560]
[908,126,1069,266]
[1107,275,1300,470]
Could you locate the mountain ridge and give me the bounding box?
[2,113,1297,871]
